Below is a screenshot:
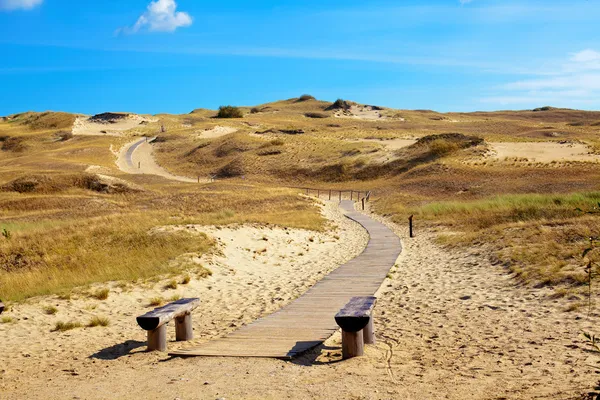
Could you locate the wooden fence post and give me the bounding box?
[329,190,332,200]
[317,189,320,198]
[339,191,342,201]
[351,191,354,201]
[409,215,414,238]
[138,161,141,169]
[362,198,365,211]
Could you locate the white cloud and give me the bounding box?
[0,0,43,11]
[118,0,192,35]
[481,49,600,107]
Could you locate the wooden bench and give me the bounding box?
[136,298,200,352]
[335,296,377,359]
[0,301,4,315]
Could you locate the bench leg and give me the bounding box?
[342,330,364,359]
[363,317,375,345]
[147,325,167,352]
[175,313,193,341]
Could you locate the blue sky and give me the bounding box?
[1,0,599,114]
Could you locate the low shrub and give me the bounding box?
[296,94,316,102]
[305,112,329,119]
[217,106,243,118]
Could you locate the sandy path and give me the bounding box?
[490,141,600,163]
[0,202,369,399]
[116,138,200,183]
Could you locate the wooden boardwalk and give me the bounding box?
[169,201,402,359]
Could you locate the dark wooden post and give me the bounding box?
[138,161,141,169]
[175,313,193,341]
[342,330,364,359]
[351,191,354,200]
[329,190,332,200]
[363,317,375,345]
[339,191,342,201]
[317,189,320,198]
[148,325,167,352]
[361,198,365,210]
[409,215,414,238]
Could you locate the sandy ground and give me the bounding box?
[73,115,156,137]
[490,141,600,163]
[335,105,386,120]
[116,138,200,183]
[0,202,369,399]
[196,126,238,139]
[2,201,596,399]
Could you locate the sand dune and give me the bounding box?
[490,141,600,163]
[73,114,156,137]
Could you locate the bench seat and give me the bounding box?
[335,296,377,359]
[137,298,200,352]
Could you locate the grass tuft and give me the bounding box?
[91,288,110,300]
[43,305,58,315]
[87,316,110,327]
[52,321,82,332]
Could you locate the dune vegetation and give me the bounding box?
[1,97,600,303]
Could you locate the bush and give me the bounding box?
[250,107,260,114]
[1,137,27,152]
[296,94,316,102]
[305,112,329,119]
[533,106,552,112]
[217,106,243,118]
[325,99,351,111]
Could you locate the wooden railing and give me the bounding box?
[294,187,372,209]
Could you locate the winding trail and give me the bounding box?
[170,200,402,359]
[116,138,203,183]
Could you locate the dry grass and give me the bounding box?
[52,321,82,332]
[90,288,110,300]
[164,280,178,290]
[1,316,14,324]
[148,297,164,307]
[377,192,600,288]
[43,305,58,315]
[87,316,110,327]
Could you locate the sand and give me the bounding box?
[115,138,201,183]
[197,126,238,139]
[350,138,417,150]
[1,201,596,399]
[73,115,156,137]
[335,105,386,120]
[490,141,600,163]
